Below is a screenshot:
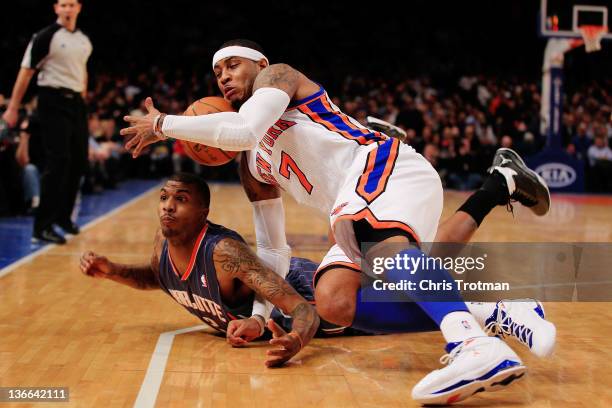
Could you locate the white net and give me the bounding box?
[578,25,608,53]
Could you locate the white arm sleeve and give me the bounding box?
[250,198,291,320]
[161,87,290,151]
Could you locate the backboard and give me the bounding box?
[540,0,612,39]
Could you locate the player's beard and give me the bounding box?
[229,90,249,111]
[230,99,242,111]
[161,222,203,246]
[230,78,256,111]
[160,225,178,239]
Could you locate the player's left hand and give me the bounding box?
[265,319,302,368]
[120,97,162,158]
[226,317,263,347]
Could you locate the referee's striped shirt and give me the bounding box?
[21,22,92,93]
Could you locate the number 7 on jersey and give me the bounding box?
[279,151,313,194]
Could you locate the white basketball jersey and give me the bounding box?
[247,86,389,215]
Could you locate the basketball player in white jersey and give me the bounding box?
[121,40,553,405]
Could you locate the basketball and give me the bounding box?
[180,97,238,166]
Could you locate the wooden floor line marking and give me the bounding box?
[133,325,208,408]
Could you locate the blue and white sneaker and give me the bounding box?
[412,336,526,405]
[484,299,556,358]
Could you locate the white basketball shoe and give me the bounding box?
[484,299,556,358]
[411,336,526,405]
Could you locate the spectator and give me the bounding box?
[0,117,21,215]
[501,135,513,149]
[172,140,202,175]
[15,101,44,215]
[423,143,439,169]
[446,135,483,191]
[587,135,612,192]
[96,117,124,187]
[571,122,592,161]
[396,95,424,135]
[86,136,109,193]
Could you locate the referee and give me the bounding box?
[2,0,92,244]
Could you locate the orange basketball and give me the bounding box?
[180,97,239,166]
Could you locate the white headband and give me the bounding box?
[212,46,269,68]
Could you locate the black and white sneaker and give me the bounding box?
[366,116,407,141]
[488,148,551,216]
[32,228,66,245]
[58,221,80,235]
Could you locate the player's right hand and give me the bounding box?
[226,317,264,347]
[2,108,19,128]
[121,97,163,158]
[80,251,114,278]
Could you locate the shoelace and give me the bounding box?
[512,189,537,206]
[505,201,515,216]
[485,309,533,348]
[439,343,465,366]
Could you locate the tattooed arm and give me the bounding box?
[252,63,319,101]
[213,237,319,367]
[79,229,163,290]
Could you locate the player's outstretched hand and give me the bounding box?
[226,318,264,347]
[121,97,163,158]
[80,251,114,278]
[265,319,302,368]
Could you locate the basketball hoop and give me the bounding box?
[578,25,608,52]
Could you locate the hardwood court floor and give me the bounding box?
[1,184,611,407]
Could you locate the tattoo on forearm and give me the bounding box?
[214,238,319,347]
[213,239,296,302]
[114,264,159,289]
[290,302,319,343]
[253,64,299,95]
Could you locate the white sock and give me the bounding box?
[440,311,487,344]
[465,302,497,326]
[31,196,40,208]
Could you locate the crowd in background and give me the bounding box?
[337,74,612,192]
[1,69,611,215]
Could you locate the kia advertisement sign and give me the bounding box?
[535,163,577,188]
[528,149,584,192]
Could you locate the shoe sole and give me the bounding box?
[414,363,526,405]
[31,237,66,245]
[495,147,551,216]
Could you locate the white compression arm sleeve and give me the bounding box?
[161,87,290,151]
[252,198,290,257]
[250,198,291,320]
